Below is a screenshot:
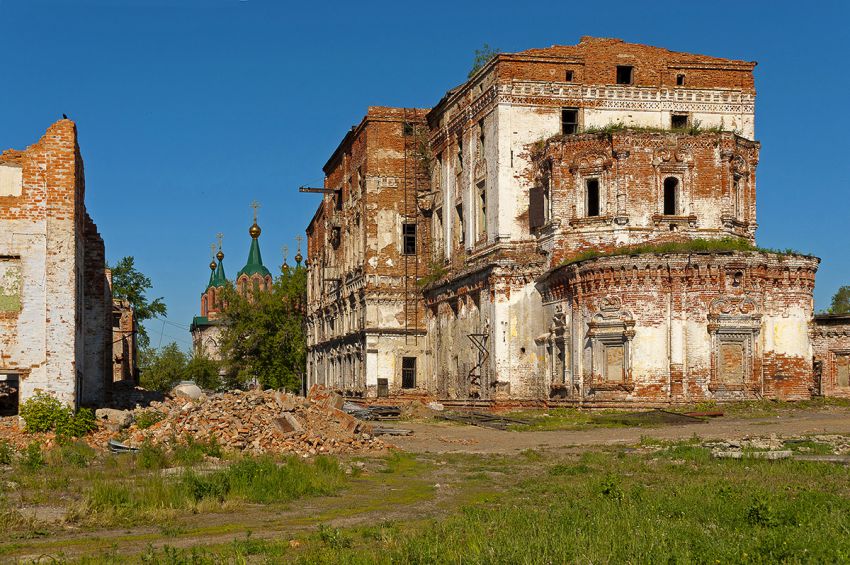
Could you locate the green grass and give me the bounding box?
[675,396,850,419]
[74,446,850,563]
[0,441,350,531]
[560,237,808,267]
[506,408,650,431]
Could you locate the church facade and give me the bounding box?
[304,37,845,404]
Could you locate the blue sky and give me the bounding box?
[1,0,848,349]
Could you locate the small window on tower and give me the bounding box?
[671,114,689,130]
[561,108,579,135]
[565,70,574,82]
[676,74,685,86]
[616,65,633,85]
[586,179,600,217]
[402,223,417,255]
[402,122,414,136]
[663,177,678,216]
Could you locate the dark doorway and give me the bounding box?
[401,357,416,389]
[377,378,389,397]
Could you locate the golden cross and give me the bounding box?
[295,235,304,253]
[282,245,288,260]
[216,232,224,250]
[210,243,217,259]
[250,200,261,223]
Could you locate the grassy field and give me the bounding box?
[506,397,850,432]
[3,433,850,563]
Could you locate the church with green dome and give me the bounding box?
[189,204,276,360]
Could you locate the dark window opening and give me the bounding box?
[671,114,688,130]
[402,122,414,136]
[561,108,579,135]
[0,374,19,416]
[616,65,633,85]
[331,226,341,248]
[586,179,600,217]
[456,204,465,245]
[335,189,343,210]
[565,70,574,82]
[477,182,487,240]
[402,357,416,389]
[402,223,417,255]
[676,74,685,86]
[663,177,678,215]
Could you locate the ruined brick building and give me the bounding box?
[305,37,847,404]
[305,107,430,396]
[0,119,113,413]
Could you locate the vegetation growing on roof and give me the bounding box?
[468,43,501,77]
[560,238,808,267]
[532,121,740,159]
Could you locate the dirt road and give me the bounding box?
[390,410,850,454]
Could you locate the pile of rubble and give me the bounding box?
[122,385,387,456]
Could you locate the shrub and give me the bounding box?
[18,392,95,437]
[18,392,66,433]
[55,407,97,438]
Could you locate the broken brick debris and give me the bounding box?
[123,386,386,456]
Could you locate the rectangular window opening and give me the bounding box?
[402,223,417,255]
[456,204,465,245]
[586,178,600,217]
[565,70,574,82]
[561,108,579,135]
[671,114,688,130]
[0,373,20,416]
[401,357,416,389]
[676,73,685,86]
[377,378,389,397]
[663,177,678,216]
[616,65,633,85]
[477,182,486,240]
[402,122,414,136]
[836,354,850,388]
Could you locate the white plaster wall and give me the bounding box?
[767,304,811,358]
[0,220,55,402]
[495,104,560,241]
[0,165,22,197]
[630,325,669,381]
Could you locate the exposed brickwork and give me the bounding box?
[111,298,138,383]
[306,107,431,396]
[539,253,818,402]
[303,37,831,405]
[0,120,112,409]
[812,314,850,398]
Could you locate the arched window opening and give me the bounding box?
[663,177,678,216]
